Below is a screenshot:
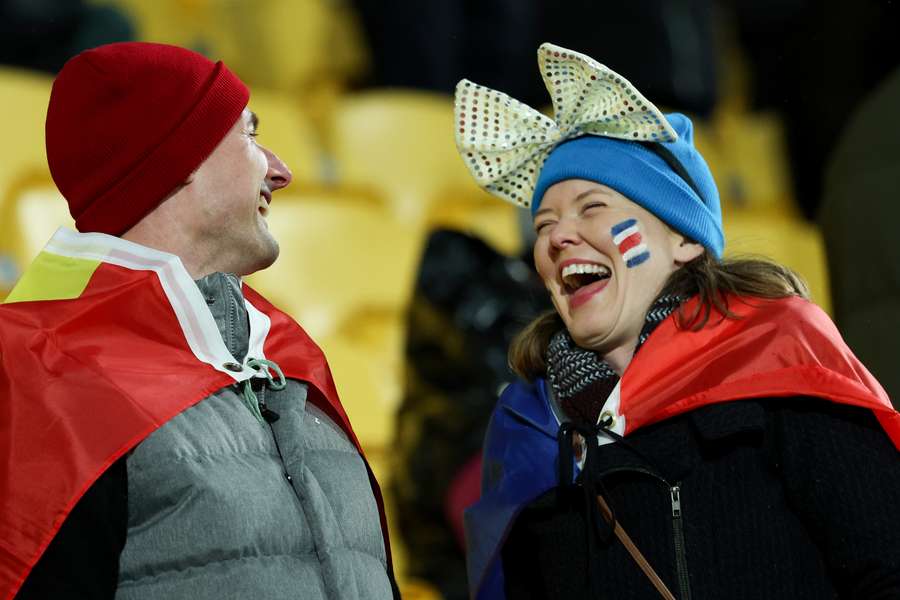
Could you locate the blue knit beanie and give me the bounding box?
[531,113,724,258]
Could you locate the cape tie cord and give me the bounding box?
[240,357,287,424]
[454,42,677,209]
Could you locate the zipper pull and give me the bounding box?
[670,485,682,518]
[261,406,280,423]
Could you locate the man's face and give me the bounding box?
[186,108,292,276]
[533,179,698,361]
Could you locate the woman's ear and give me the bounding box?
[670,234,705,265]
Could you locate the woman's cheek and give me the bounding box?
[610,218,650,268]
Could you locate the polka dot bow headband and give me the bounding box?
[454,43,678,209]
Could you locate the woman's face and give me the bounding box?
[533,179,703,364]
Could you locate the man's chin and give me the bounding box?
[235,238,279,277]
[255,242,280,273]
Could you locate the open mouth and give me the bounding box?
[561,263,611,294]
[258,192,271,217]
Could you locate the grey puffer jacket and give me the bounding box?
[17,273,394,600]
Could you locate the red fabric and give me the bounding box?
[445,453,484,551]
[0,264,391,599]
[46,42,249,235]
[621,295,900,447]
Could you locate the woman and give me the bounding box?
[456,44,900,599]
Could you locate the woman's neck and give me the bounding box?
[603,342,636,376]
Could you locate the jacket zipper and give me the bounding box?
[257,385,301,496]
[597,466,692,599]
[670,485,692,600]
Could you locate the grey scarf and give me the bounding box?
[546,294,684,425]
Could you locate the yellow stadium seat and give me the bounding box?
[330,91,485,222]
[316,335,399,451]
[0,68,53,198]
[317,316,419,587]
[103,0,368,93]
[693,31,799,218]
[100,0,205,49]
[691,110,798,218]
[0,68,55,296]
[426,190,523,257]
[244,188,423,342]
[723,209,831,314]
[248,89,327,185]
[396,580,444,600]
[714,110,797,217]
[331,91,524,255]
[215,0,369,92]
[0,175,75,298]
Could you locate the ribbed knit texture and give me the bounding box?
[531,113,724,257]
[46,42,249,235]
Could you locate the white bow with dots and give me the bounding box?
[454,42,678,209]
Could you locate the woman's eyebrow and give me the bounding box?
[574,187,612,203]
[534,187,612,218]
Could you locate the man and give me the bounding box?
[0,42,397,599]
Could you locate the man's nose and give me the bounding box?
[263,146,292,191]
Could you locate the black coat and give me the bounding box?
[502,398,900,599]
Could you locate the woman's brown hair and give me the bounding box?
[509,253,810,381]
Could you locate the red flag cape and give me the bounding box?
[0,229,393,600]
[617,294,898,441]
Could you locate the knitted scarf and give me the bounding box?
[546,294,684,425]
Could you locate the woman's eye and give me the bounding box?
[534,221,554,234]
[582,202,606,213]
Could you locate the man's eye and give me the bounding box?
[534,221,554,233]
[247,131,259,138]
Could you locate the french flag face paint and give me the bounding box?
[611,218,650,268]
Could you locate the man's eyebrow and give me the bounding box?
[249,111,259,132]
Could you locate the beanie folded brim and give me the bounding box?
[73,62,249,235]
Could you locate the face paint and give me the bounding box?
[611,218,650,267]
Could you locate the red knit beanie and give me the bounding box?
[46,42,250,235]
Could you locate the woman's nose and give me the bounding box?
[263,146,292,191]
[549,218,581,249]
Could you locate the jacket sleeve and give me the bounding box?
[15,455,128,600]
[775,399,900,598]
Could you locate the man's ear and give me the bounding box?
[670,234,705,265]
